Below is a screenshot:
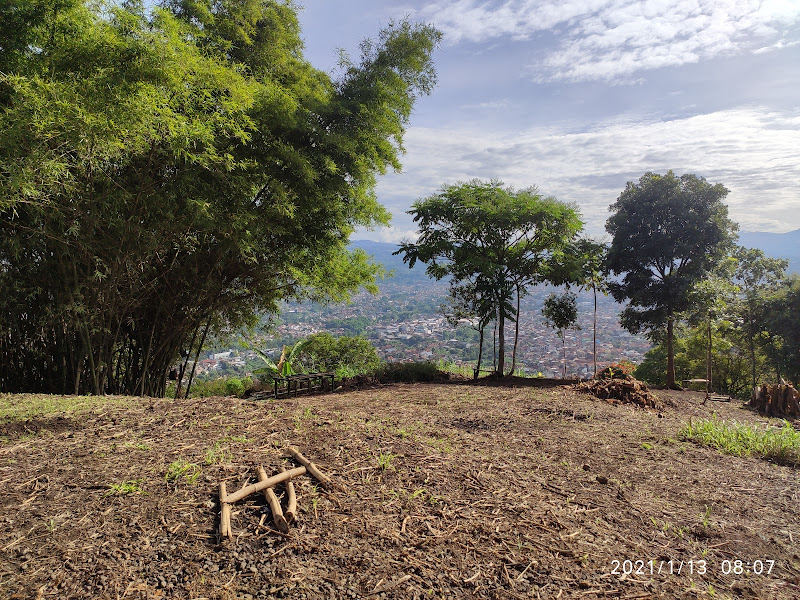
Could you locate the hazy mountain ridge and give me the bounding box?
[738,229,800,274]
[355,230,800,279]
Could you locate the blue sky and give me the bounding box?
[296,0,800,242]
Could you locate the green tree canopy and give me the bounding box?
[761,275,800,387]
[605,171,737,388]
[397,179,583,376]
[0,0,440,395]
[542,291,580,378]
[732,246,788,388]
[295,333,380,378]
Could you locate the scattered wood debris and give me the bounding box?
[217,447,335,539]
[575,374,659,409]
[750,384,800,418]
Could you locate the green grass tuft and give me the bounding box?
[680,414,800,465]
[165,459,201,484]
[0,394,135,423]
[105,479,145,496]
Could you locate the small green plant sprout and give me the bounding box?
[204,442,232,465]
[104,479,145,497]
[165,458,201,484]
[394,426,412,439]
[377,451,396,471]
[641,442,653,450]
[701,504,713,528]
[124,441,151,451]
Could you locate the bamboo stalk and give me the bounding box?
[258,467,289,533]
[283,467,297,523]
[285,446,333,489]
[219,482,231,539]
[222,466,306,504]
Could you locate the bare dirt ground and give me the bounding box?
[1,380,799,599]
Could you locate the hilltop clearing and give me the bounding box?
[1,382,798,599]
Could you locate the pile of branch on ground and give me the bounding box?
[575,368,659,409]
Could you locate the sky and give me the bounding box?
[295,0,800,243]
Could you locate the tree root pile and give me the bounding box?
[750,384,800,418]
[575,375,659,408]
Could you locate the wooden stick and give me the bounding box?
[258,467,289,533]
[286,446,333,489]
[284,468,297,523]
[223,466,306,504]
[219,482,232,539]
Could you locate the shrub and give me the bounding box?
[296,333,381,377]
[374,361,445,383]
[225,378,245,397]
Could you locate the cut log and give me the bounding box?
[219,482,232,539]
[223,466,307,504]
[282,466,297,523]
[285,446,334,489]
[258,466,289,533]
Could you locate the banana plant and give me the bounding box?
[252,338,308,378]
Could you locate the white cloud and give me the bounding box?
[416,0,800,81]
[354,225,420,244]
[753,39,800,54]
[377,106,800,236]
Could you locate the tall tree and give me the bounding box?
[761,275,800,386]
[605,171,737,389]
[554,238,609,377]
[0,0,441,395]
[542,291,580,378]
[685,268,738,395]
[732,246,788,389]
[397,179,582,376]
[439,278,495,378]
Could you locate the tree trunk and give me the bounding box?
[666,315,677,389]
[562,334,567,378]
[497,311,506,377]
[509,284,521,376]
[706,317,712,394]
[492,315,497,372]
[184,320,211,399]
[475,325,485,379]
[592,285,598,378]
[748,319,757,390]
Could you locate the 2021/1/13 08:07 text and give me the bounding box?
[609,559,776,577]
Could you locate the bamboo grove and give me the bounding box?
[0,0,441,395]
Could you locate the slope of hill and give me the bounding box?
[1,384,798,599]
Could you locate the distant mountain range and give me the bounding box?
[738,229,800,274]
[354,228,800,280]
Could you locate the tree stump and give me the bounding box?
[750,384,800,418]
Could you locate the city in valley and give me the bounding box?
[201,267,650,380]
